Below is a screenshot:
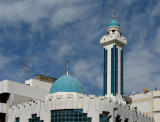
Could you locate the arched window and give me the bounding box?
[28,114,43,122]
[116,115,121,122]
[51,109,91,122]
[125,119,129,122]
[99,112,110,122]
[15,117,20,122]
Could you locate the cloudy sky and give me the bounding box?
[0,0,160,96]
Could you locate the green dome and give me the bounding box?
[107,20,120,27]
[50,75,84,94]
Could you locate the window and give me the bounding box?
[0,113,6,122]
[111,45,118,96]
[51,109,91,122]
[15,117,20,122]
[104,49,107,95]
[0,93,10,103]
[28,114,43,122]
[100,112,109,122]
[116,115,121,122]
[125,119,129,122]
[121,49,123,96]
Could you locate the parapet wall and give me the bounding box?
[9,93,153,122]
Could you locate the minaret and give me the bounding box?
[100,15,127,98]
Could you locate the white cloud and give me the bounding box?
[0,53,24,82]
[121,0,137,5]
[0,0,160,96]
[0,55,11,68]
[150,1,160,18]
[154,27,160,53]
[125,49,155,91]
[73,59,103,95]
[0,0,99,28]
[0,53,18,69]
[48,40,75,62]
[57,43,73,59]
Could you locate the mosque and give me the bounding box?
[0,17,154,122]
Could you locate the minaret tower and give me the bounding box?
[100,15,127,99]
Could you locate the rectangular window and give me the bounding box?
[121,49,123,96]
[111,47,114,94]
[103,49,107,95]
[51,109,91,122]
[115,47,118,94]
[111,45,118,96]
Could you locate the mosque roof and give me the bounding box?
[50,75,84,94]
[107,19,120,27]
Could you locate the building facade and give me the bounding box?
[0,17,154,122]
[0,75,56,122]
[9,90,153,122]
[130,90,160,122]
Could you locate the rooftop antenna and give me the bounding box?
[155,84,158,91]
[21,58,31,79]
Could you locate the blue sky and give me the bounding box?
[0,0,160,96]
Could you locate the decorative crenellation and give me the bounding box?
[8,93,153,122]
[100,33,127,47]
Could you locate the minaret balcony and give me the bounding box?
[100,34,127,47]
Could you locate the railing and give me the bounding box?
[100,34,127,45]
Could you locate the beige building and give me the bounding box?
[130,90,160,122]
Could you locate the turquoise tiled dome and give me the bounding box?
[50,75,84,94]
[107,20,120,27]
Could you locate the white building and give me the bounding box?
[0,75,56,122]
[0,17,153,122]
[130,90,160,122]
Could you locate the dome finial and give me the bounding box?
[107,12,120,27]
[112,11,116,20]
[66,60,69,75]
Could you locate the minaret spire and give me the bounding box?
[112,12,116,20]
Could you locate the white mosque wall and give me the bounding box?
[25,79,53,91]
[8,92,153,122]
